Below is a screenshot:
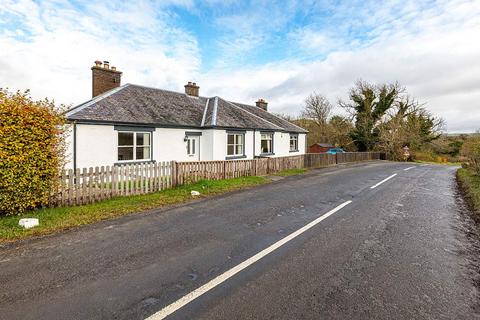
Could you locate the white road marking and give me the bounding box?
[370,173,397,189]
[146,200,353,320]
[403,166,415,171]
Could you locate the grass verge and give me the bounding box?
[457,168,480,214]
[0,176,268,244]
[274,168,308,177]
[414,160,462,166]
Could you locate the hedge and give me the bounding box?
[0,89,66,215]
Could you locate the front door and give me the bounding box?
[186,136,199,160]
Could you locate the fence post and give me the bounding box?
[223,161,226,179]
[171,161,177,187]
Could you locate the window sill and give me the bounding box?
[260,152,275,156]
[114,160,156,166]
[289,150,299,153]
[225,155,247,160]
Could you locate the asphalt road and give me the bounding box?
[1,161,479,319]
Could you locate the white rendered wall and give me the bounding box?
[70,125,214,169]
[66,124,307,169]
[212,129,254,160]
[200,129,215,161]
[153,128,202,162]
[298,133,306,154]
[75,124,117,168]
[253,131,306,158]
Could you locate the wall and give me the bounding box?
[153,128,202,162]
[210,129,254,160]
[74,124,117,168]
[299,133,306,154]
[253,131,306,158]
[200,129,215,161]
[65,123,307,169]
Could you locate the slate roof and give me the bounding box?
[67,84,307,133]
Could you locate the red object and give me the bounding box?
[309,143,334,153]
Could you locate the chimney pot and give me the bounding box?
[91,60,122,98]
[184,81,200,97]
[256,98,268,111]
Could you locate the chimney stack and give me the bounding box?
[91,60,122,98]
[184,81,200,97]
[255,98,268,111]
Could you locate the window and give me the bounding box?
[289,134,298,151]
[187,138,196,156]
[227,133,244,156]
[118,132,151,161]
[260,133,273,154]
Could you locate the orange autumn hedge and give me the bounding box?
[0,89,66,215]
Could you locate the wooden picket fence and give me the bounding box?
[54,161,173,206]
[52,152,382,207]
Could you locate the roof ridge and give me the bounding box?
[211,96,219,126]
[66,84,130,117]
[219,98,284,131]
[201,98,209,126]
[232,101,307,132]
[126,83,210,100]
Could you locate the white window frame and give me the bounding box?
[117,131,152,162]
[260,132,274,154]
[289,134,299,152]
[187,137,196,156]
[226,132,245,157]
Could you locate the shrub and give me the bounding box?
[0,89,66,215]
[412,150,437,162]
[462,135,480,175]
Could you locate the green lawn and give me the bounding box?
[0,176,268,243]
[274,168,308,177]
[457,168,480,214]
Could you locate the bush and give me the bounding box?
[0,89,66,215]
[462,135,480,175]
[457,168,480,214]
[412,150,437,162]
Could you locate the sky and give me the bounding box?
[0,0,479,132]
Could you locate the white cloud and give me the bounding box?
[201,0,480,132]
[288,28,338,55]
[0,0,200,106]
[0,0,479,132]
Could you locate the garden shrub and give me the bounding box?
[462,135,480,175]
[0,89,66,215]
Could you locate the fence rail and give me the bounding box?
[54,161,173,206]
[52,152,382,207]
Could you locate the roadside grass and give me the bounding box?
[414,160,462,166]
[457,168,480,214]
[0,176,269,243]
[274,168,308,177]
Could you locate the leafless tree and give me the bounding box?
[301,92,332,127]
